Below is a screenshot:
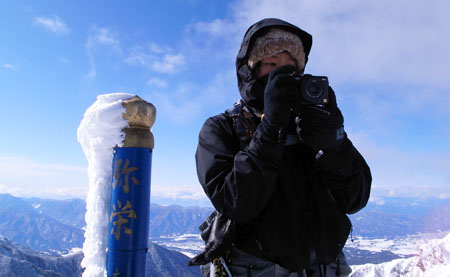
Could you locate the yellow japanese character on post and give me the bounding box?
[110,200,137,241]
[112,159,140,194]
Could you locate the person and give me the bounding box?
[189,18,372,277]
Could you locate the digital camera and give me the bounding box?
[293,74,329,105]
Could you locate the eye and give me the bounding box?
[263,62,277,67]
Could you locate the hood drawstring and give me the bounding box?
[350,225,354,243]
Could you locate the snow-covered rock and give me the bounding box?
[351,232,450,276]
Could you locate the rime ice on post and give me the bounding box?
[77,93,155,277]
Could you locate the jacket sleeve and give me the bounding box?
[195,114,285,223]
[316,136,372,214]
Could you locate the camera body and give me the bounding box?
[293,74,329,105]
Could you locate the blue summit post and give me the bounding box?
[106,96,156,277]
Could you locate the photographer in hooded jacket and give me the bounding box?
[189,18,372,277]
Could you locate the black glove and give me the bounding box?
[262,65,300,128]
[188,212,235,266]
[296,87,345,152]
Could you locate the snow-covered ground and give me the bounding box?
[154,231,450,259]
[150,234,204,258]
[150,230,450,276]
[348,231,449,257]
[351,232,450,276]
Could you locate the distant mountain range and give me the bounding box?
[0,236,83,277]
[0,193,450,273]
[149,204,213,237]
[0,194,213,253]
[0,236,200,277]
[21,194,214,238]
[349,197,450,238]
[23,197,87,229]
[0,194,84,254]
[2,193,449,252]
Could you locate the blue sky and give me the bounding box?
[0,0,449,205]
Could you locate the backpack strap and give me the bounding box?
[225,99,260,150]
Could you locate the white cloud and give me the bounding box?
[146,83,203,124]
[3,63,19,70]
[84,26,121,80]
[348,131,450,199]
[125,43,186,74]
[192,18,238,38]
[0,183,88,200]
[148,42,168,54]
[144,69,235,124]
[58,57,71,64]
[151,53,185,74]
[83,67,97,80]
[33,16,69,35]
[151,184,207,201]
[147,77,168,89]
[86,26,120,51]
[0,156,88,199]
[190,0,450,112]
[183,19,242,66]
[232,0,449,86]
[125,46,151,67]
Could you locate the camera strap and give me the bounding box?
[226,99,302,148]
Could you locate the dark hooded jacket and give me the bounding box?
[195,18,371,271]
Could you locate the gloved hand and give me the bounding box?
[262,65,300,128]
[296,87,345,152]
[188,212,235,266]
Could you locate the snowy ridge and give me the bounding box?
[351,232,450,276]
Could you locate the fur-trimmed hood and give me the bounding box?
[235,18,312,112]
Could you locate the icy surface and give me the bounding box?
[351,232,450,276]
[77,93,135,277]
[150,234,204,258]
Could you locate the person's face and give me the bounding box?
[257,51,297,77]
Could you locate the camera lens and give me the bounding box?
[300,74,329,105]
[305,81,323,99]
